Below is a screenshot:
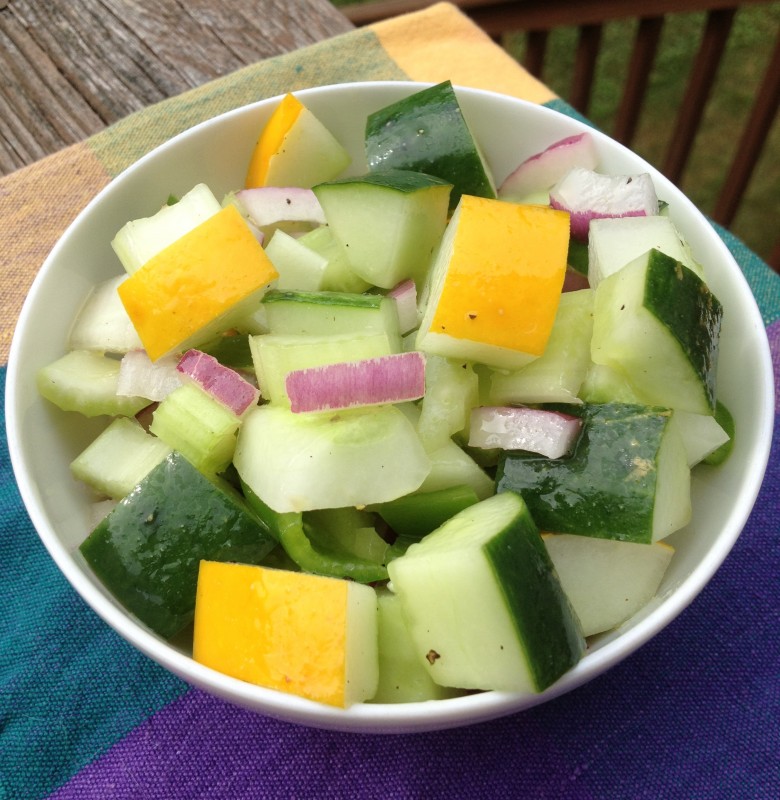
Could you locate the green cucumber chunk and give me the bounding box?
[263,229,327,291]
[71,417,172,500]
[591,248,723,414]
[416,354,480,452]
[365,80,496,210]
[587,216,704,288]
[262,289,401,349]
[80,451,276,639]
[496,402,691,543]
[387,491,584,693]
[370,589,463,704]
[542,533,674,637]
[234,404,431,513]
[419,437,496,500]
[149,382,240,475]
[578,362,643,404]
[111,183,221,274]
[37,350,149,418]
[313,169,451,289]
[297,225,372,293]
[68,274,144,354]
[703,400,735,465]
[488,288,595,405]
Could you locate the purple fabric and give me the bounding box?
[770,320,780,410]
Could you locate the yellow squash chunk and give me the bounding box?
[244,93,350,189]
[416,196,570,370]
[118,205,278,361]
[193,561,378,707]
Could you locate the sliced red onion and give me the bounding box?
[234,187,326,235]
[550,167,658,241]
[468,406,582,458]
[286,351,425,414]
[498,133,598,200]
[387,279,418,334]
[117,350,181,401]
[177,349,260,416]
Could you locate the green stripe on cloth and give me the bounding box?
[716,224,780,326]
[0,368,187,800]
[88,28,408,178]
[545,98,596,129]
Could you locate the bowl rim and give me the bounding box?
[5,80,775,733]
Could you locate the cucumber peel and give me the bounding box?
[365,80,496,210]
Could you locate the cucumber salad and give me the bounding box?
[37,81,733,708]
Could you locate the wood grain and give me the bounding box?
[0,0,353,175]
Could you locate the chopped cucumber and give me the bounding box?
[387,492,584,693]
[234,404,431,513]
[703,401,735,465]
[249,331,396,406]
[591,248,723,414]
[674,408,731,467]
[297,226,372,293]
[542,534,674,637]
[150,382,240,475]
[419,437,496,501]
[68,275,144,354]
[417,354,479,451]
[262,289,401,349]
[365,80,496,210]
[488,289,594,405]
[37,350,149,418]
[587,215,704,288]
[371,589,462,704]
[313,169,451,289]
[70,417,172,499]
[497,403,691,543]
[578,362,643,404]
[263,229,327,291]
[80,451,276,639]
[111,183,221,274]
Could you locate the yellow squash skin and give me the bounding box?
[118,205,278,361]
[420,197,570,368]
[193,561,375,707]
[245,93,304,188]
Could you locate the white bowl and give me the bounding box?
[6,81,774,733]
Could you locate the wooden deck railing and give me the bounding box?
[342,0,780,270]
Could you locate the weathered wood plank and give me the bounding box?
[0,0,353,175]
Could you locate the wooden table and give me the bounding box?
[0,0,353,176]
